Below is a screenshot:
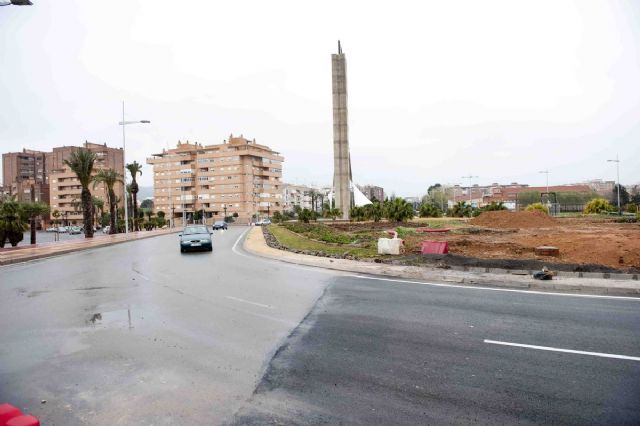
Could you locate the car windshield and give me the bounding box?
[183,226,208,235]
[214,221,225,225]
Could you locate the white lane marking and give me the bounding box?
[484,339,640,361]
[351,275,640,301]
[225,295,272,309]
[231,228,251,257]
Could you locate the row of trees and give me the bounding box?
[64,149,146,238]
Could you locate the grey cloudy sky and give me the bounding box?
[1,0,639,196]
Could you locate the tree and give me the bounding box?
[20,201,49,245]
[126,161,143,230]
[0,198,25,247]
[612,184,630,208]
[140,199,154,210]
[92,196,104,229]
[64,148,97,238]
[93,168,123,234]
[272,210,283,223]
[385,197,414,222]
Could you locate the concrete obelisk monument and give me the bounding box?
[332,40,352,219]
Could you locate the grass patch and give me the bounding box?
[268,225,378,257]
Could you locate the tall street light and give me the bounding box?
[539,169,549,196]
[607,154,621,214]
[462,175,478,217]
[119,101,150,235]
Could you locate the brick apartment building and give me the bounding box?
[2,142,124,226]
[49,142,124,225]
[2,149,49,204]
[147,135,283,225]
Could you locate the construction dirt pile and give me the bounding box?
[470,210,559,229]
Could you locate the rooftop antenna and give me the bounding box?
[338,40,342,54]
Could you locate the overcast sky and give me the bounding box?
[1,0,639,196]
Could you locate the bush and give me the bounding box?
[482,201,507,212]
[525,203,549,214]
[583,198,614,214]
[298,208,312,223]
[448,201,472,218]
[272,211,283,223]
[384,198,414,222]
[419,203,442,218]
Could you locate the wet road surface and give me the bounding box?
[0,227,334,425]
[2,227,640,425]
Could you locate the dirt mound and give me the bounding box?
[470,210,558,229]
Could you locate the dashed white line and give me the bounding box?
[225,295,272,309]
[484,339,640,361]
[351,275,640,301]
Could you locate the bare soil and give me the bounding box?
[402,215,640,272]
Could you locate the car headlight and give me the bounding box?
[201,239,211,243]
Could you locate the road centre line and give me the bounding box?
[484,339,640,361]
[225,295,272,309]
[351,275,640,301]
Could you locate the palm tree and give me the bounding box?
[93,169,123,234]
[126,161,143,230]
[64,149,97,238]
[20,201,50,245]
[92,196,104,229]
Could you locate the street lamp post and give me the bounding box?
[119,101,150,235]
[461,175,478,217]
[607,154,621,214]
[539,170,549,196]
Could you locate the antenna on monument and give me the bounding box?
[338,40,342,54]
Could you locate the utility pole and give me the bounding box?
[607,154,621,214]
[461,175,478,217]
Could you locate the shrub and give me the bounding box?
[298,208,312,223]
[583,198,614,214]
[419,202,442,218]
[272,211,283,223]
[384,198,414,222]
[482,201,507,212]
[449,201,472,218]
[525,203,550,214]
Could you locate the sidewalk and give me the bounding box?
[0,228,180,266]
[243,227,640,296]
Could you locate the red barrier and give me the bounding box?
[0,404,21,424]
[0,404,40,426]
[421,241,449,254]
[6,416,40,426]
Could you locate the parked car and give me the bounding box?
[46,226,57,233]
[68,226,82,235]
[179,225,213,253]
[57,226,68,233]
[212,220,228,230]
[256,218,272,226]
[103,225,111,234]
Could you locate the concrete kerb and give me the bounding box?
[242,227,640,296]
[0,228,181,266]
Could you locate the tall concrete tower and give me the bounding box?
[332,41,352,219]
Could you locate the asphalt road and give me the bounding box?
[1,227,639,425]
